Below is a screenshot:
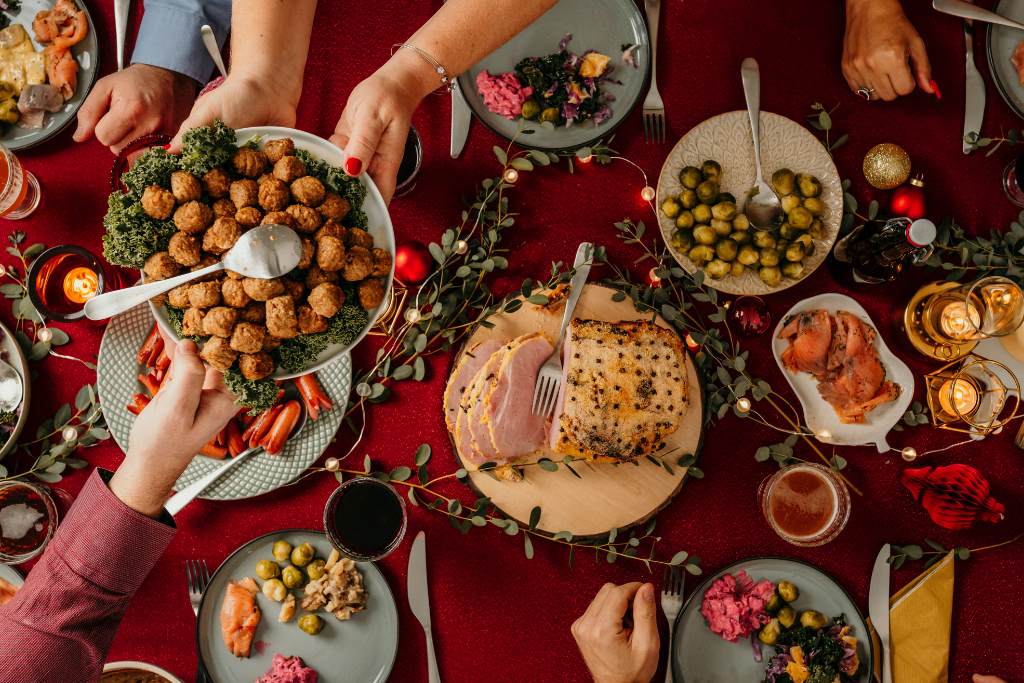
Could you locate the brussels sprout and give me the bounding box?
[676,210,695,230]
[780,194,803,215]
[732,214,750,231]
[794,233,814,255]
[0,99,17,125]
[272,540,293,563]
[0,82,14,101]
[540,107,560,123]
[701,159,723,184]
[255,560,281,581]
[730,261,746,277]
[660,197,681,218]
[772,169,796,196]
[696,180,719,205]
[521,100,541,120]
[730,231,752,245]
[282,565,304,589]
[291,543,314,567]
[679,189,699,210]
[778,222,800,241]
[688,245,715,266]
[262,578,287,601]
[710,219,732,236]
[800,610,829,630]
[788,206,813,230]
[306,559,327,582]
[778,582,800,603]
[797,173,822,198]
[715,238,738,261]
[718,192,736,205]
[807,219,825,240]
[692,204,713,224]
[298,614,324,636]
[766,594,784,616]
[705,259,731,280]
[678,166,703,190]
[775,239,789,255]
[778,605,797,629]
[759,266,782,287]
[737,244,760,266]
[752,231,776,249]
[785,243,806,262]
[671,229,694,253]
[782,261,806,280]
[803,196,825,216]
[759,247,780,267]
[712,201,738,221]
[759,618,782,645]
[693,225,717,245]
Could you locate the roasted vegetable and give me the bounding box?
[282,565,304,589]
[255,560,280,580]
[298,614,324,635]
[737,244,760,266]
[772,168,796,196]
[712,201,738,221]
[752,231,777,249]
[306,559,327,581]
[778,605,797,629]
[759,247,780,267]
[262,578,286,601]
[692,204,713,224]
[788,206,813,230]
[705,258,731,279]
[782,261,806,280]
[521,100,541,120]
[780,194,803,214]
[679,166,703,189]
[689,245,715,266]
[696,180,719,205]
[715,238,738,261]
[291,542,315,567]
[803,196,825,216]
[731,213,750,231]
[759,266,781,287]
[711,219,733,236]
[675,210,695,230]
[693,225,717,246]
[778,581,799,603]
[672,229,694,253]
[800,610,829,630]
[797,173,821,198]
[679,189,699,210]
[661,197,681,218]
[759,618,782,645]
[272,540,293,563]
[701,159,723,184]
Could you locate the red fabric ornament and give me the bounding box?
[394,240,433,285]
[902,464,1004,530]
[887,174,928,220]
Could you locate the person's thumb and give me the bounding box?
[909,38,935,96]
[340,112,386,179]
[73,78,112,142]
[161,340,206,419]
[630,583,660,656]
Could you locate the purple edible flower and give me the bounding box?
[558,33,573,51]
[562,101,579,125]
[582,49,597,57]
[808,649,819,662]
[603,93,617,103]
[529,56,539,62]
[593,105,612,125]
[563,52,579,72]
[544,81,560,95]
[622,44,640,69]
[595,65,616,84]
[751,634,762,663]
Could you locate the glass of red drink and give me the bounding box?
[0,481,58,564]
[323,477,407,562]
[758,463,850,547]
[0,143,40,220]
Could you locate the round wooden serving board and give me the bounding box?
[450,283,705,539]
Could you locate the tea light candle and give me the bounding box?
[938,378,979,417]
[62,266,99,304]
[939,302,982,341]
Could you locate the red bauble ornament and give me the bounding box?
[902,464,1004,530]
[394,240,433,285]
[887,173,928,220]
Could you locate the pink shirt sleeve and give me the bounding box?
[0,468,176,683]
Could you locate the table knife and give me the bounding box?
[408,531,441,683]
[963,7,986,153]
[113,0,129,71]
[442,0,471,158]
[868,544,892,683]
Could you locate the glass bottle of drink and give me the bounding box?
[828,217,936,286]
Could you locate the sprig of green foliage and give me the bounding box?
[889,534,1022,569]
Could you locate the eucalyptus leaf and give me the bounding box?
[389,466,412,482]
[528,506,542,531]
[524,533,534,559]
[28,341,49,361]
[415,444,432,466]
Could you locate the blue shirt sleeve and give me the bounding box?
[130,0,232,84]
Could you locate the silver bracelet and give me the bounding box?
[392,43,455,93]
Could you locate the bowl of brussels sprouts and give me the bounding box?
[656,111,842,295]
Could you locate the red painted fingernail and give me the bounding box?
[929,80,941,99]
[345,157,362,176]
[163,144,171,149]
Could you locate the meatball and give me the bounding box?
[222,278,251,308]
[202,167,233,198]
[144,252,179,280]
[317,235,345,271]
[225,269,244,280]
[305,265,338,289]
[204,306,239,338]
[230,322,266,354]
[317,192,350,221]
[343,246,372,281]
[203,217,242,255]
[273,155,306,184]
[200,336,238,371]
[189,280,221,308]
[212,198,236,218]
[239,352,275,380]
[168,284,191,308]
[264,138,295,165]
[308,283,343,318]
[182,308,207,336]
[266,295,299,339]
[173,200,214,234]
[150,292,167,307]
[191,254,221,281]
[297,305,328,334]
[168,232,202,267]
[262,334,283,351]
[283,278,305,302]
[370,248,392,277]
[234,147,268,178]
[141,185,175,220]
[345,227,374,250]
[171,171,202,203]
[235,206,263,228]
[358,278,386,309]
[315,218,346,243]
[297,238,315,270]
[285,204,321,234]
[243,277,285,301]
[261,210,296,229]
[229,179,259,209]
[257,172,273,187]
[258,178,290,212]
[240,301,266,324]
[290,176,325,207]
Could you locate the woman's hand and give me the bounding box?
[572,582,660,683]
[842,0,936,101]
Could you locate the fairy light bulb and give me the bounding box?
[455,240,468,255]
[325,457,340,472]
[0,264,7,277]
[902,447,917,462]
[640,186,656,202]
[36,327,52,343]
[405,308,422,324]
[648,268,661,286]
[737,398,751,412]
[817,429,832,441]
[61,426,77,442]
[503,168,519,183]
[355,382,372,398]
[578,152,592,163]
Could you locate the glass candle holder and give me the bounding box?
[0,142,40,220]
[323,476,407,562]
[0,480,58,564]
[391,126,423,200]
[110,134,172,194]
[924,353,1020,435]
[1004,156,1024,208]
[758,463,851,547]
[921,276,1024,349]
[28,245,125,325]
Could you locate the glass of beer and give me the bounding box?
[0,143,40,220]
[758,463,850,547]
[323,476,407,562]
[0,481,58,564]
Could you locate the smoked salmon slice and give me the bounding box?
[779,309,832,380]
[221,577,261,658]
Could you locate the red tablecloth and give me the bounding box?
[7,1,1023,682]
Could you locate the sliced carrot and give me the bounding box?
[215,426,227,446]
[139,373,161,397]
[126,403,141,416]
[132,393,151,412]
[155,345,171,372]
[227,420,247,457]
[297,374,333,419]
[199,440,228,459]
[137,324,162,366]
[245,405,283,449]
[154,368,164,383]
[238,411,256,426]
[259,400,301,455]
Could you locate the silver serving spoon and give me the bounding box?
[84,224,302,321]
[933,0,1024,32]
[740,58,783,231]
[0,359,21,412]
[200,24,228,78]
[165,384,309,517]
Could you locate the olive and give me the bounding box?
[778,605,797,629]
[255,560,280,581]
[298,614,324,636]
[704,259,731,280]
[759,618,782,645]
[678,189,699,210]
[766,594,784,616]
[539,107,560,123]
[696,180,719,205]
[732,214,751,231]
[800,610,829,630]
[759,266,782,287]
[715,238,738,262]
[785,243,806,262]
[778,222,800,241]
[752,231,776,249]
[730,261,746,277]
[262,578,287,601]
[678,166,703,190]
[717,192,736,205]
[688,245,715,267]
[807,219,825,240]
[803,196,825,216]
[693,225,717,246]
[291,542,315,567]
[661,197,681,218]
[780,194,803,215]
[282,565,304,589]
[711,219,732,236]
[701,159,723,184]
[782,261,806,280]
[788,206,813,230]
[730,231,752,245]
[794,233,814,255]
[675,210,695,230]
[692,204,713,224]
[772,169,796,196]
[272,540,293,563]
[521,100,541,120]
[737,244,760,266]
[712,201,738,221]
[760,247,780,268]
[306,559,327,581]
[778,582,799,603]
[797,173,822,198]
[671,229,694,253]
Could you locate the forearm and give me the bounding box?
[228,0,318,105]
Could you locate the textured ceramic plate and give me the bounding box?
[147,126,394,380]
[196,530,398,683]
[456,0,649,151]
[772,293,913,453]
[96,304,351,500]
[0,0,99,150]
[0,321,29,461]
[673,557,873,683]
[102,662,185,683]
[988,0,1024,122]
[656,111,842,295]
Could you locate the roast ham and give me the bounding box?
[444,339,503,431]
[484,334,553,459]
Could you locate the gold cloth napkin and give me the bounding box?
[867,551,955,683]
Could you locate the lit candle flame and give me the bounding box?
[62,266,98,304]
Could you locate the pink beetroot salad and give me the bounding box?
[256,653,318,683]
[700,571,776,643]
[476,70,533,120]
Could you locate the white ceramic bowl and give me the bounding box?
[101,661,185,683]
[147,126,395,379]
[0,321,29,461]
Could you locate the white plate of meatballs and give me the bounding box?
[139,127,395,381]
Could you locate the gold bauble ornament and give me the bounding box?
[862,143,911,190]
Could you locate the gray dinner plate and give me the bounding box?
[0,563,23,587]
[456,0,649,151]
[0,0,99,150]
[672,557,873,683]
[197,530,399,683]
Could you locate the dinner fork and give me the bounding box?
[660,565,684,683]
[531,243,593,417]
[642,0,666,143]
[187,560,210,683]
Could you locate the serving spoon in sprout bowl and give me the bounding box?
[84,224,303,321]
[740,58,783,231]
